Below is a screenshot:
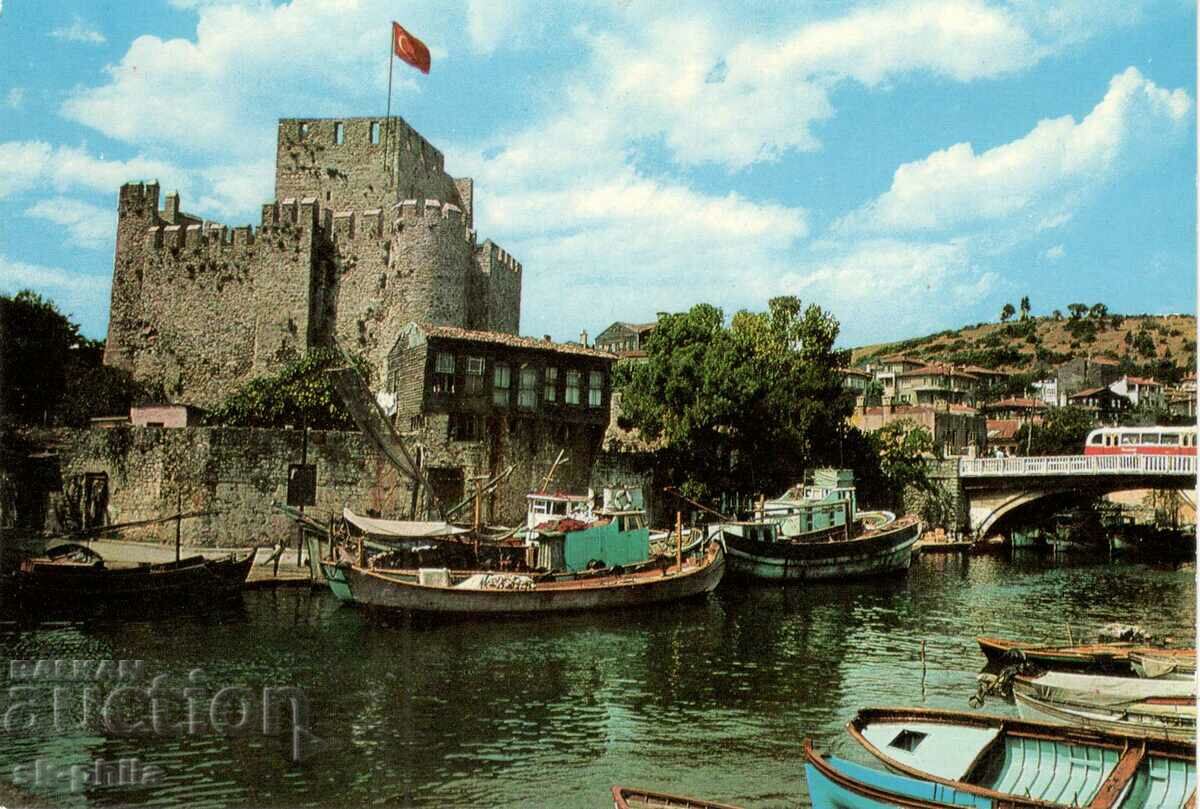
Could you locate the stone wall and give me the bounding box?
[56,427,408,547]
[104,187,318,406]
[274,117,464,213]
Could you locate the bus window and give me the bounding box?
[1161,434,1180,446]
[1140,433,1160,445]
[1120,434,1138,445]
[1089,434,1104,445]
[1105,434,1114,446]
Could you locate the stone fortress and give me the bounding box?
[104,117,522,405]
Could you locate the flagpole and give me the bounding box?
[383,26,394,177]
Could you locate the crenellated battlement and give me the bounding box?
[392,199,466,227]
[477,239,523,274]
[119,181,161,215]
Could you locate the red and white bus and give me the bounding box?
[1083,426,1197,456]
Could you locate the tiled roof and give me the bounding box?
[985,397,1047,409]
[859,404,979,416]
[419,324,617,359]
[1069,386,1119,399]
[840,367,873,378]
[986,419,1022,440]
[961,365,1010,377]
[1125,376,1159,386]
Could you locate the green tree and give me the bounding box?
[1013,406,1096,456]
[872,419,937,510]
[1067,303,1089,319]
[1000,303,1016,322]
[1,290,88,425]
[1019,296,1031,320]
[1089,303,1108,319]
[1052,309,1063,321]
[619,297,851,502]
[205,347,370,429]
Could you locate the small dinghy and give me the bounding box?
[611,785,743,809]
[1012,672,1195,742]
[1130,652,1197,682]
[805,706,1196,809]
[978,636,1196,676]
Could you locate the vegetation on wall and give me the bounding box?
[205,347,371,430]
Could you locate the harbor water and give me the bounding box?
[0,551,1193,808]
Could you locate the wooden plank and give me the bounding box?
[1087,744,1145,809]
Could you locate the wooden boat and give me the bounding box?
[611,785,743,808]
[323,538,724,615]
[713,516,919,581]
[14,543,255,607]
[805,706,1196,809]
[977,636,1196,675]
[1012,672,1195,742]
[710,468,920,581]
[1131,651,1197,682]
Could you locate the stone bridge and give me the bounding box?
[943,455,1196,539]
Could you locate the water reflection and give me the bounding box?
[0,553,1190,808]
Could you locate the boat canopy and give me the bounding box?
[342,509,471,538]
[1026,671,1195,707]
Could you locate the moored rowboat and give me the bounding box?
[978,636,1196,675]
[1011,672,1195,743]
[611,785,744,809]
[805,705,1196,809]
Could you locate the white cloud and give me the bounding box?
[466,0,525,55]
[25,198,118,251]
[0,141,191,201]
[836,68,1191,235]
[1042,244,1066,261]
[0,255,111,327]
[6,88,24,110]
[50,16,107,44]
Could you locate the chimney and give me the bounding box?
[580,329,589,347]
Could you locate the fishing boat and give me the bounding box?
[977,636,1196,676]
[13,543,256,607]
[325,538,724,615]
[1012,671,1195,742]
[709,469,919,581]
[806,706,1196,809]
[611,785,743,808]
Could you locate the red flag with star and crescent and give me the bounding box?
[393,22,431,74]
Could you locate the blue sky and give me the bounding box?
[0,0,1194,347]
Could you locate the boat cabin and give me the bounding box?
[525,489,651,573]
[525,492,594,531]
[763,468,857,538]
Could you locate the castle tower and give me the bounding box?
[104,182,161,371]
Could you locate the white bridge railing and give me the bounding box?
[959,454,1197,478]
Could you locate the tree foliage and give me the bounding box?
[1019,296,1031,319]
[871,419,938,508]
[999,303,1016,322]
[1,290,82,424]
[618,297,852,502]
[205,347,370,429]
[1013,406,1096,456]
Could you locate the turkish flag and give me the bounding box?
[393,22,431,74]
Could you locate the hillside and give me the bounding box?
[851,311,1196,383]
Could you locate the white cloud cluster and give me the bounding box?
[50,16,107,45]
[837,67,1192,235]
[0,254,111,323]
[0,140,191,201]
[25,198,118,251]
[6,88,24,110]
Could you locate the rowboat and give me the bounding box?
[324,538,724,615]
[13,543,255,608]
[611,785,743,808]
[1012,672,1195,742]
[805,706,1196,809]
[977,636,1196,676]
[1131,651,1197,682]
